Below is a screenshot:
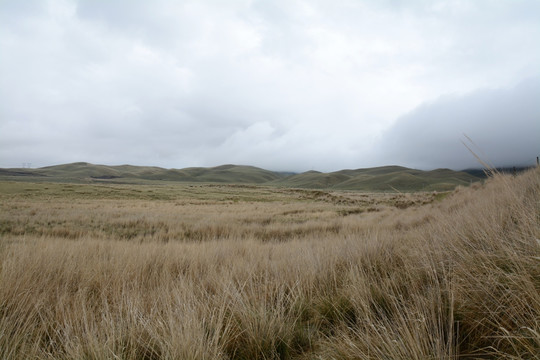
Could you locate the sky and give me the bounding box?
[1,0,539,172]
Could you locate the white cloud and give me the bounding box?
[1,0,539,171]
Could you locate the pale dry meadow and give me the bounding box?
[0,169,538,359]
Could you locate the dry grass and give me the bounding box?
[0,169,538,359]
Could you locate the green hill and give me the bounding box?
[270,171,350,189]
[0,162,482,191]
[0,162,285,185]
[178,165,282,183]
[274,166,481,191]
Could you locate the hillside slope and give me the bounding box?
[0,163,284,185]
[273,166,480,191]
[0,162,482,191]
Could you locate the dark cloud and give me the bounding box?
[375,78,540,169]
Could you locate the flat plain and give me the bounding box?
[0,169,538,359]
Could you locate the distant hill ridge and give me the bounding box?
[0,162,484,191]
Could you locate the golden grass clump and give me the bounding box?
[0,169,538,359]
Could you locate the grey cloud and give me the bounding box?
[374,78,540,170]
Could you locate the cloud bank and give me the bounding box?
[374,78,540,170]
[1,0,539,171]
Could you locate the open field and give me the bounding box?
[0,169,539,359]
[0,181,444,242]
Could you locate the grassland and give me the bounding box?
[0,168,538,359]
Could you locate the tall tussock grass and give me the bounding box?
[0,169,538,359]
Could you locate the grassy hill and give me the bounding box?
[0,163,284,185]
[0,162,482,191]
[273,166,480,191]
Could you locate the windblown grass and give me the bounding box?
[0,169,538,359]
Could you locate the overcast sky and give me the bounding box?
[1,0,539,171]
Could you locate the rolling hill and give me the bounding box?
[271,166,480,191]
[0,162,483,191]
[0,162,283,184]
